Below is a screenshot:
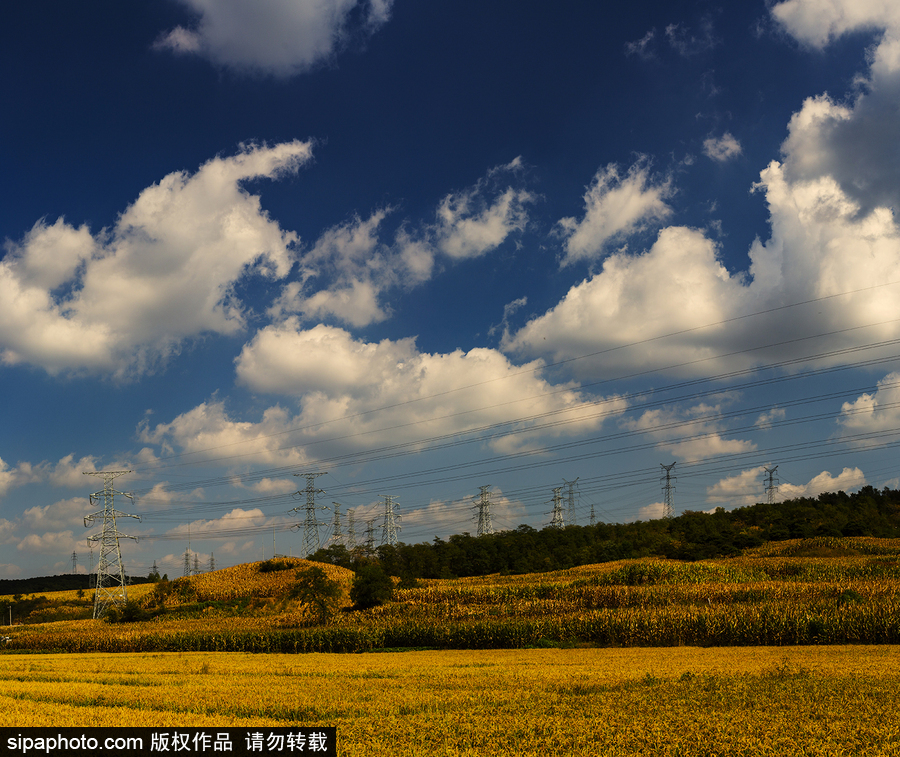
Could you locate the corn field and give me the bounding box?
[1,647,899,755]
[3,544,900,652]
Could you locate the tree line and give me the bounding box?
[309,485,900,578]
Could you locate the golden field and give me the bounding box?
[0,647,898,755]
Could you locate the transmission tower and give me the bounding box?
[549,487,565,528]
[473,485,495,537]
[563,478,579,526]
[660,463,677,519]
[71,551,77,574]
[589,501,596,527]
[208,553,216,572]
[83,470,140,619]
[347,509,357,549]
[380,495,401,547]
[290,472,328,557]
[764,466,779,505]
[331,503,344,545]
[365,519,376,552]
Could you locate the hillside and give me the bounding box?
[4,538,900,652]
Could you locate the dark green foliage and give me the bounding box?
[350,564,394,609]
[258,558,293,573]
[289,566,342,624]
[307,486,900,581]
[102,600,150,623]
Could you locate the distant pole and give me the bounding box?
[365,519,376,553]
[563,478,579,526]
[549,487,565,528]
[764,466,779,505]
[473,485,495,537]
[83,470,140,619]
[347,509,357,549]
[290,473,327,557]
[380,495,401,547]
[660,463,677,519]
[331,503,344,545]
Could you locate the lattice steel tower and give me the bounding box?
[563,477,579,526]
[660,463,677,519]
[764,466,779,505]
[549,486,565,528]
[347,509,357,549]
[83,470,140,619]
[473,485,495,537]
[331,502,344,545]
[380,495,401,547]
[290,472,328,557]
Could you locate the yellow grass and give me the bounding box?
[1,647,899,755]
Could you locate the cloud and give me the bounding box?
[22,497,90,531]
[155,0,394,76]
[638,502,668,520]
[140,400,311,468]
[556,160,672,266]
[270,161,533,328]
[620,402,755,460]
[773,0,900,215]
[707,466,866,507]
[1,142,311,377]
[141,322,624,468]
[771,0,900,50]
[837,371,900,440]
[779,467,867,500]
[703,132,743,162]
[506,2,900,382]
[17,530,77,554]
[755,407,787,429]
[625,29,656,59]
[664,20,719,57]
[0,457,42,499]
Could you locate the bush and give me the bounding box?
[103,600,150,624]
[350,564,394,610]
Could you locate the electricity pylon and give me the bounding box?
[331,503,344,545]
[365,519,376,552]
[290,472,327,557]
[660,463,677,519]
[347,509,357,549]
[473,485,495,537]
[549,487,565,528]
[563,477,579,526]
[83,470,140,619]
[764,466,779,505]
[380,495,401,547]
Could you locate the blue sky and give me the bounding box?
[3,0,900,579]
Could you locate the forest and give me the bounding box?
[310,486,900,578]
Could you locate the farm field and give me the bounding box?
[4,538,900,652]
[0,646,898,755]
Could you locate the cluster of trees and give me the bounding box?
[309,486,900,579]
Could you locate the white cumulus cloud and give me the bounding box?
[155,0,394,76]
[1,141,311,377]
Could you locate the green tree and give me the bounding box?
[290,566,343,624]
[350,563,394,610]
